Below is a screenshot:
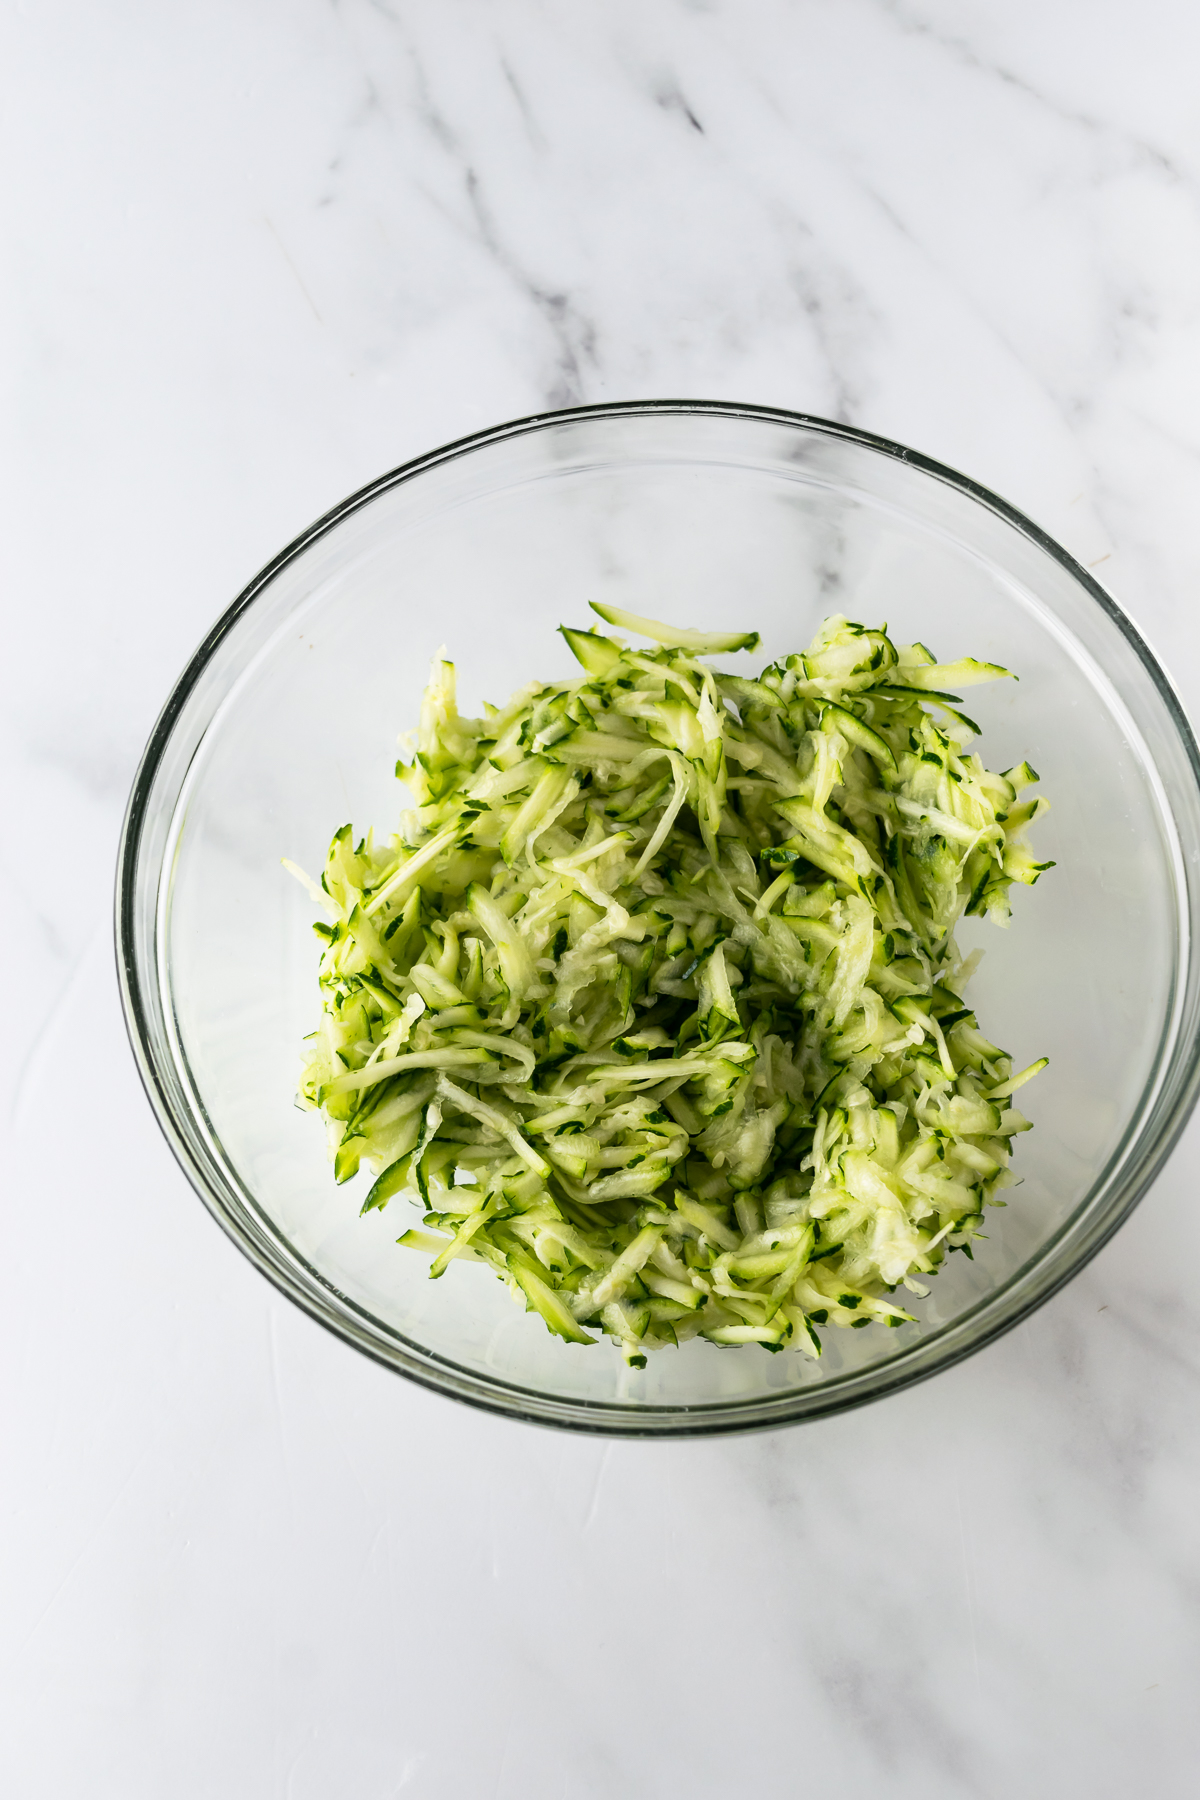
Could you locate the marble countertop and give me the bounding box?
[5,3,1200,1794]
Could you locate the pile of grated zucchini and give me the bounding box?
[288,606,1051,1366]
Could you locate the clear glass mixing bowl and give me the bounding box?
[116,402,1200,1434]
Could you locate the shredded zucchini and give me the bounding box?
[289,609,1051,1366]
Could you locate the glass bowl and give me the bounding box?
[116,401,1200,1435]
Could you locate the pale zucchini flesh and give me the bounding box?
[291,611,1050,1365]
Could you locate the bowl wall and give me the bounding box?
[119,404,1200,1432]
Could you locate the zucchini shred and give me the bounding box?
[288,605,1051,1368]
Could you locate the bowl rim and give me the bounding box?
[114,398,1200,1436]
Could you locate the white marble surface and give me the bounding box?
[5,2,1200,1793]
